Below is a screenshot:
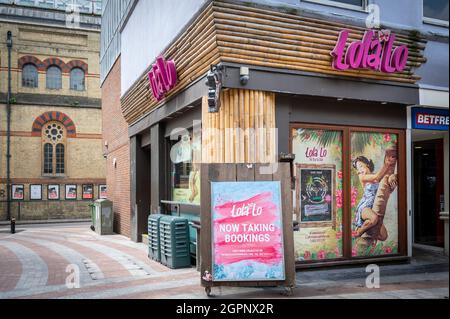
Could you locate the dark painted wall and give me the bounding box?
[276,94,407,154]
[130,135,151,242]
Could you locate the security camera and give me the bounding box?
[240,67,250,85]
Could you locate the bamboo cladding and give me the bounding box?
[121,1,426,125]
[201,89,277,164]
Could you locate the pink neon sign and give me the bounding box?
[331,29,409,73]
[147,56,177,101]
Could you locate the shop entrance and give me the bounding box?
[413,138,445,247]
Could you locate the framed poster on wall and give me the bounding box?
[48,185,60,200]
[99,185,107,199]
[296,164,336,229]
[65,185,77,200]
[82,184,94,200]
[30,184,42,200]
[12,184,24,200]
[211,181,285,282]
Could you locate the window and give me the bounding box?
[292,126,344,261]
[42,121,66,176]
[44,143,53,174]
[423,0,449,26]
[56,144,65,174]
[303,0,366,11]
[290,124,405,263]
[168,129,201,205]
[46,66,62,89]
[22,64,38,88]
[70,68,85,91]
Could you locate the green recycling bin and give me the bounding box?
[148,214,165,262]
[89,203,96,231]
[159,216,191,269]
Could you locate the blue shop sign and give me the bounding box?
[412,107,449,131]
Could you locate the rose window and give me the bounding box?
[44,122,64,144]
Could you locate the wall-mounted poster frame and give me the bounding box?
[296,164,336,229]
[289,123,407,267]
[99,185,107,199]
[82,184,94,200]
[12,184,24,201]
[30,184,42,200]
[48,184,60,200]
[65,184,78,200]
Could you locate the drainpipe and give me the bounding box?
[6,31,13,221]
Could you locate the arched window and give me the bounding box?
[42,121,66,175]
[70,68,85,91]
[56,144,65,174]
[46,66,62,89]
[22,64,38,88]
[43,143,53,174]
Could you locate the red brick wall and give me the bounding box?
[101,57,131,238]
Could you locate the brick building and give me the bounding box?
[102,0,448,274]
[0,0,106,221]
[100,0,134,237]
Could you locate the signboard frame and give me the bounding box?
[211,181,286,282]
[65,184,78,201]
[295,164,337,230]
[200,163,295,296]
[99,184,107,199]
[82,184,94,200]
[411,107,449,131]
[12,184,24,201]
[48,184,60,200]
[30,184,42,201]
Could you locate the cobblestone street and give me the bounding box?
[0,223,448,299]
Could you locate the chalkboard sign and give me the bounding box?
[296,164,336,229]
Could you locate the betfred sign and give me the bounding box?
[331,29,409,73]
[412,107,449,131]
[147,56,177,101]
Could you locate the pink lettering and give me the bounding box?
[147,56,177,101]
[331,29,409,74]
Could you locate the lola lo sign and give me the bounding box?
[331,29,409,73]
[147,56,177,101]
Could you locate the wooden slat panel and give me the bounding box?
[121,0,426,125]
[202,89,276,164]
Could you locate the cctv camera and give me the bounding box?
[240,67,250,85]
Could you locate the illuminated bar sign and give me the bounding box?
[331,29,409,73]
[147,56,177,101]
[412,107,449,131]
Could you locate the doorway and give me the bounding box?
[413,138,445,247]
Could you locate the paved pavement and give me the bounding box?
[0,223,448,299]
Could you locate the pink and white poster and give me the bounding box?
[211,181,285,281]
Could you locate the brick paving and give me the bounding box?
[0,223,448,299]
